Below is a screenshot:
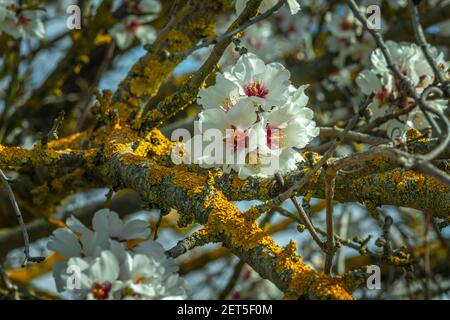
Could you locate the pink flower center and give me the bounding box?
[91,282,112,300]
[287,23,297,35]
[18,14,30,26]
[126,20,140,33]
[244,82,269,99]
[376,85,391,103]
[340,19,353,31]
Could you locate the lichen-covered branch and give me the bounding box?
[111,0,233,125]
[103,128,353,299]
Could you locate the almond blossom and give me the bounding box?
[120,252,187,300]
[325,7,374,68]
[110,0,161,49]
[0,1,45,39]
[194,53,319,178]
[356,41,449,138]
[47,208,187,299]
[223,53,292,109]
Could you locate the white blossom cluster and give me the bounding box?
[0,0,44,39]
[194,52,319,179]
[356,41,449,138]
[221,1,315,64]
[47,209,188,300]
[325,7,375,68]
[109,0,161,49]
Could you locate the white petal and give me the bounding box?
[133,240,166,261]
[286,0,301,14]
[225,98,257,129]
[136,25,157,45]
[198,109,229,132]
[197,74,240,109]
[90,251,120,283]
[119,219,150,240]
[356,70,382,95]
[66,215,91,235]
[229,52,266,85]
[47,228,82,258]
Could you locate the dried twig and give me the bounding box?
[324,170,336,274]
[218,260,245,300]
[0,170,44,266]
[275,172,325,250]
[172,0,287,58]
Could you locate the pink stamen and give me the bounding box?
[92,282,112,300]
[340,19,353,31]
[126,20,140,33]
[18,15,31,26]
[287,23,297,35]
[244,82,269,99]
[376,85,391,103]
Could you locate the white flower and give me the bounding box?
[0,0,15,22]
[110,15,158,49]
[66,251,123,300]
[120,252,188,300]
[197,74,241,111]
[325,8,374,68]
[48,209,187,300]
[47,209,152,260]
[262,85,320,150]
[197,97,264,177]
[223,53,292,109]
[193,53,319,178]
[87,208,151,242]
[0,4,45,39]
[356,41,449,138]
[235,0,301,15]
[110,0,161,49]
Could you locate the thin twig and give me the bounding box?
[171,0,287,58]
[0,264,19,300]
[324,170,336,274]
[275,172,325,250]
[42,111,65,146]
[218,260,245,300]
[165,231,212,258]
[151,0,193,52]
[0,170,44,266]
[424,212,432,300]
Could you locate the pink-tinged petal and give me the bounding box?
[225,98,257,129]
